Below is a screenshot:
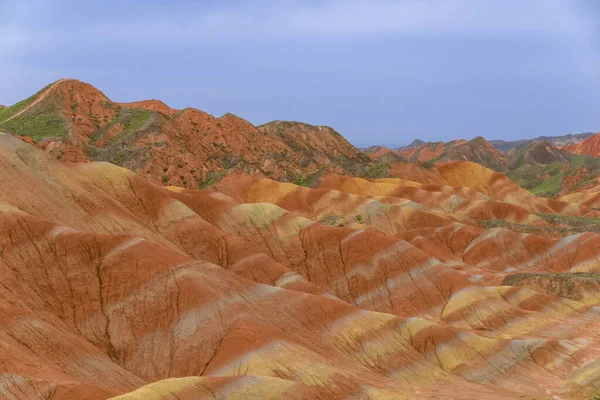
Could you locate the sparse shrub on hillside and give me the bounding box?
[318,215,345,227]
[363,162,390,179]
[196,170,229,189]
[70,102,79,115]
[0,83,52,123]
[162,175,169,183]
[0,97,68,142]
[85,146,102,158]
[291,169,324,187]
[113,152,127,166]
[419,160,435,170]
[355,214,363,222]
[293,174,311,187]
[122,109,152,133]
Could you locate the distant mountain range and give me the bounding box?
[488,132,595,152]
[366,132,600,197]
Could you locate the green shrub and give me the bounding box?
[363,162,390,179]
[196,170,229,189]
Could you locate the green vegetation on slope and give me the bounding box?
[507,157,600,197]
[0,110,68,142]
[86,108,155,165]
[195,170,229,189]
[122,109,152,133]
[480,212,600,235]
[0,83,53,122]
[0,83,68,142]
[363,161,390,179]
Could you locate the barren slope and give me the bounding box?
[1,133,600,399]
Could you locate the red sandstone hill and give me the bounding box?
[368,137,506,171]
[1,131,600,399]
[0,79,374,188]
[563,132,600,157]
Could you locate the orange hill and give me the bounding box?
[0,79,374,188]
[369,137,507,171]
[0,132,600,399]
[563,132,600,157]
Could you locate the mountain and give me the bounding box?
[563,132,600,157]
[401,138,425,150]
[390,137,506,171]
[433,136,506,170]
[505,140,600,197]
[2,132,600,399]
[489,132,595,152]
[0,79,374,188]
[365,135,600,198]
[506,140,569,169]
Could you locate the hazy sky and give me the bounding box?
[2,0,599,146]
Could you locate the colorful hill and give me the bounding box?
[490,132,594,153]
[367,136,600,198]
[367,137,507,171]
[0,79,374,189]
[506,141,600,197]
[1,130,600,399]
[564,132,600,157]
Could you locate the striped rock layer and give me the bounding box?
[0,133,599,400]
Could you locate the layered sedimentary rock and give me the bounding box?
[0,79,373,188]
[1,133,600,399]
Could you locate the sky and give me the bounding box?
[1,0,600,147]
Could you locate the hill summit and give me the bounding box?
[0,79,374,188]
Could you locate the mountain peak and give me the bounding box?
[563,132,600,157]
[119,99,177,117]
[403,138,425,149]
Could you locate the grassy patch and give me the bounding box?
[0,83,52,122]
[318,215,345,227]
[363,161,390,179]
[85,146,104,158]
[293,174,312,187]
[529,173,562,197]
[122,109,152,133]
[195,170,229,189]
[535,213,600,230]
[0,83,68,142]
[0,106,68,142]
[480,213,600,236]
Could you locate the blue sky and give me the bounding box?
[2,0,599,147]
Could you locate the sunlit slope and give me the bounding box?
[0,134,600,399]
